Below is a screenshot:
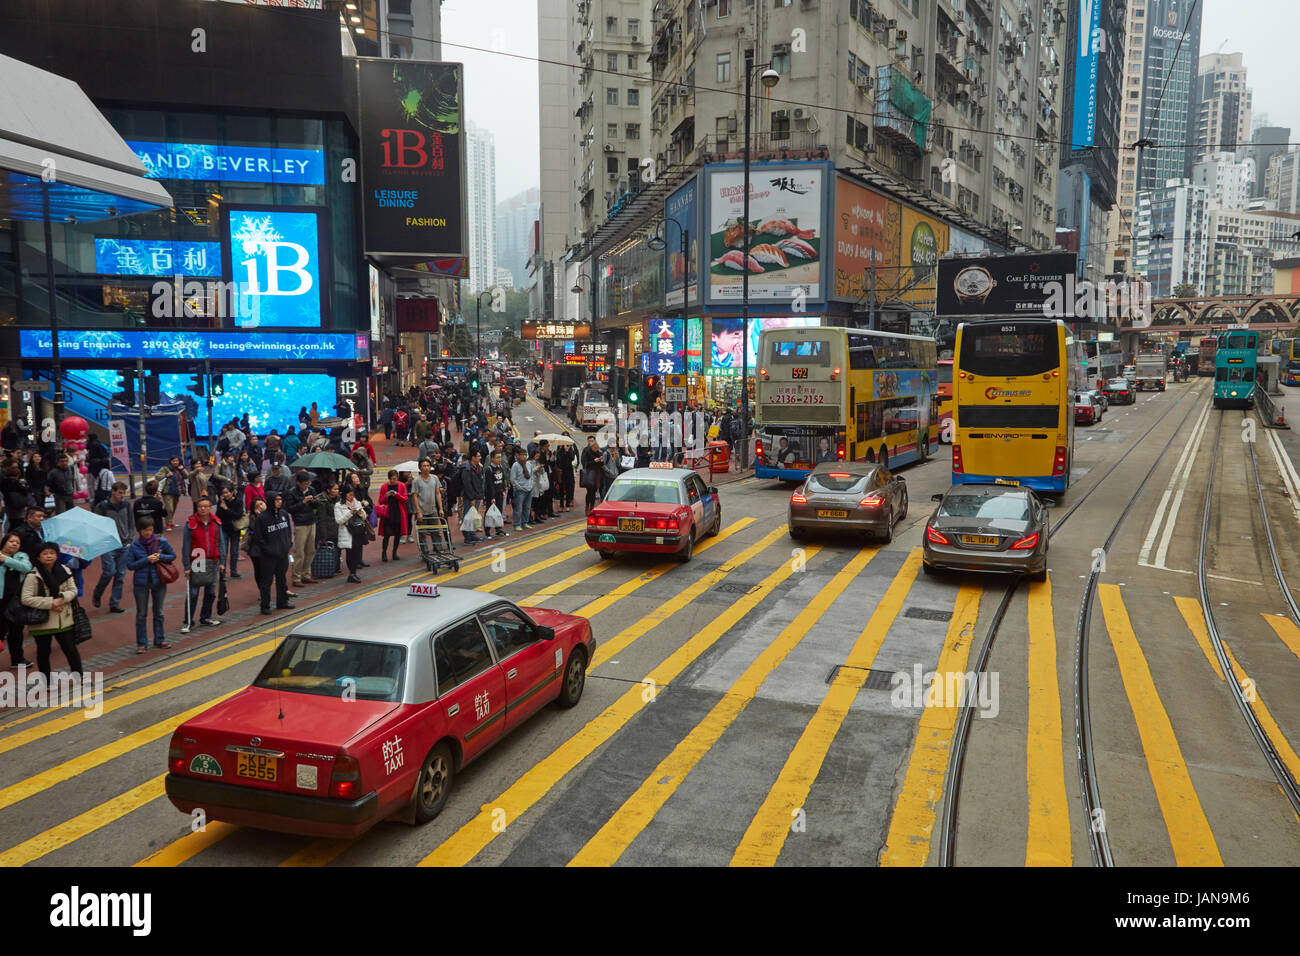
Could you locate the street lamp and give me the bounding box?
[474,289,493,367]
[740,63,781,470]
[571,272,597,369]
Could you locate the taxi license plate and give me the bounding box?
[994,478,1019,486]
[619,518,643,532]
[236,753,278,782]
[817,509,849,518]
[961,534,999,546]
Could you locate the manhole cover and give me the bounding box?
[827,665,897,690]
[714,582,758,595]
[904,607,952,622]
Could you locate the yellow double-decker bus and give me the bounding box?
[755,326,937,480]
[952,318,1074,494]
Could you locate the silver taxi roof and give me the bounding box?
[289,586,502,645]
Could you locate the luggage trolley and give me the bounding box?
[415,517,460,573]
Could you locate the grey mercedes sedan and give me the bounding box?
[922,484,1049,580]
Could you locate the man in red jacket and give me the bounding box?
[180,496,226,634]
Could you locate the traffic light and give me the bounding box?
[142,373,161,406]
[113,369,136,405]
[469,372,480,391]
[210,374,224,397]
[187,372,205,396]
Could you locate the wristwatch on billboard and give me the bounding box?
[953,265,996,306]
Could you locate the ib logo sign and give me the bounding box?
[227,210,322,328]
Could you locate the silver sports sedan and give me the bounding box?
[788,462,908,542]
[922,484,1050,580]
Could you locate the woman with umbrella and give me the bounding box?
[20,541,83,680]
[374,469,409,562]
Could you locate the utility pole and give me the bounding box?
[135,358,149,483]
[204,358,214,466]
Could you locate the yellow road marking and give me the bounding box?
[591,524,788,669]
[1099,584,1222,866]
[280,838,357,867]
[0,775,165,866]
[1024,574,1072,866]
[474,544,590,590]
[880,584,982,867]
[1220,641,1300,787]
[418,531,812,867]
[0,525,580,754]
[134,822,238,867]
[731,549,921,867]
[571,549,872,866]
[1260,613,1300,664]
[0,690,241,814]
[1174,597,1226,680]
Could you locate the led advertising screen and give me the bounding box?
[94,238,222,277]
[702,161,831,305]
[710,318,744,369]
[224,207,327,328]
[126,141,326,185]
[20,329,364,363]
[358,59,467,258]
[644,317,686,375]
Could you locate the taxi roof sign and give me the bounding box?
[648,461,673,468]
[408,583,440,598]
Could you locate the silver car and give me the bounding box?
[788,462,908,542]
[922,484,1049,580]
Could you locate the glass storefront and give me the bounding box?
[8,107,360,331]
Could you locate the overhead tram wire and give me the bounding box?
[938,380,1205,867]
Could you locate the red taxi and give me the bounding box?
[164,584,595,838]
[585,466,721,562]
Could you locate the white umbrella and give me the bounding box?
[393,460,421,473]
[534,433,576,445]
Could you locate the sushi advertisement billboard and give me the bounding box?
[702,160,831,305]
[665,177,699,309]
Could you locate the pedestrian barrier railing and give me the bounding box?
[1256,386,1289,429]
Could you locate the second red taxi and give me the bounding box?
[164,583,595,838]
[585,465,721,562]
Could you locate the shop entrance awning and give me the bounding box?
[0,52,172,220]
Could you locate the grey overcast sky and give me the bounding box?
[436,0,1299,204]
[440,0,541,203]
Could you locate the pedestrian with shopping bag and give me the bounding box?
[125,517,176,653]
[509,448,534,532]
[312,482,342,580]
[375,470,409,561]
[580,435,602,514]
[1,531,33,667]
[336,486,370,583]
[459,451,486,545]
[484,450,508,539]
[155,456,189,531]
[20,541,84,683]
[180,495,225,634]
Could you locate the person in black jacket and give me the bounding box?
[2,462,31,528]
[284,472,320,587]
[24,452,48,511]
[215,484,246,578]
[132,480,167,533]
[47,452,77,514]
[15,506,48,562]
[555,441,577,512]
[249,492,294,614]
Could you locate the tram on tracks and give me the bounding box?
[1212,329,1259,408]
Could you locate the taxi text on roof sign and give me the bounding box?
[408,583,440,598]
[649,461,673,468]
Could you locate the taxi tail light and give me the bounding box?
[168,731,185,775]
[329,754,361,800]
[1052,445,1068,477]
[1010,532,1039,550]
[587,513,614,528]
[926,525,950,545]
[859,492,885,507]
[951,444,963,474]
[791,491,807,504]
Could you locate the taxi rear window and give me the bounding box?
[605,478,682,504]
[255,637,405,701]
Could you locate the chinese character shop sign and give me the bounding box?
[644,318,685,375]
[520,321,592,341]
[359,59,467,258]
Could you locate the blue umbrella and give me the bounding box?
[40,508,123,562]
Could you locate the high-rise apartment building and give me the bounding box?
[1251,126,1292,199]
[1133,178,1209,296]
[496,187,541,289]
[643,0,1066,251]
[466,122,497,293]
[1207,203,1300,292]
[1192,152,1253,210]
[1110,0,1203,273]
[1265,150,1300,215]
[1193,52,1251,163]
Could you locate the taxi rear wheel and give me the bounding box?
[707,506,721,537]
[677,530,695,562]
[558,648,587,708]
[415,743,455,824]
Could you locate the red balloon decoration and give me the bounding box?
[59,416,89,441]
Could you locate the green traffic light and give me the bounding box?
[628,391,638,402]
